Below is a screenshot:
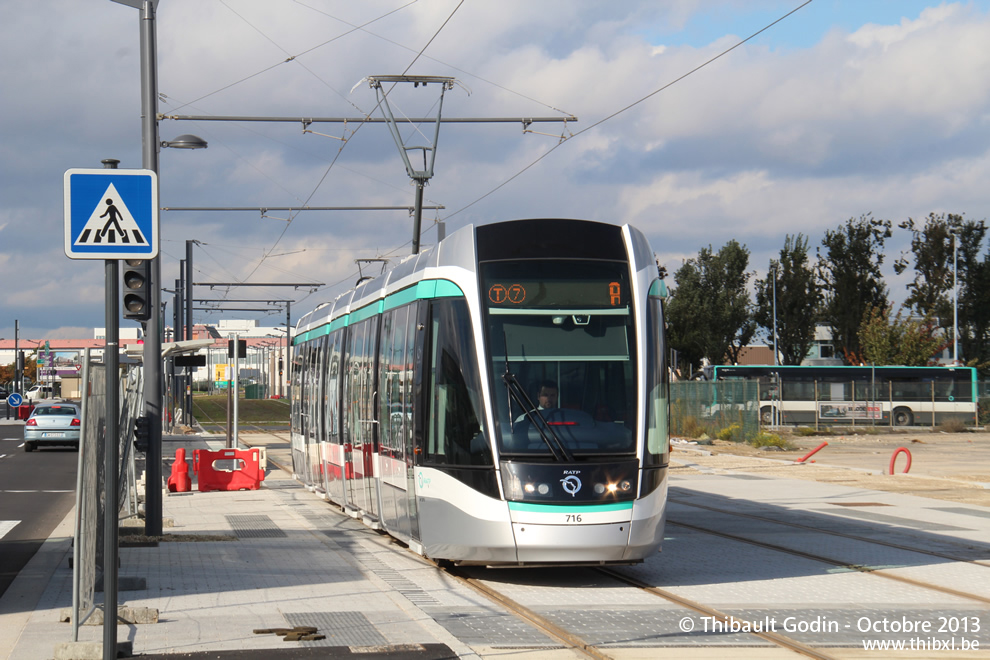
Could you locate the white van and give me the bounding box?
[25,385,55,402]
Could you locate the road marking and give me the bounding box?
[0,520,19,540]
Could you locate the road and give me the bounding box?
[0,420,78,599]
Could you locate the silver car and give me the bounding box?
[24,403,81,451]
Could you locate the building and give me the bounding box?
[1,320,292,398]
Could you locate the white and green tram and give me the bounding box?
[291,218,669,566]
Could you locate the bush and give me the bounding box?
[938,418,969,433]
[794,426,833,437]
[748,431,793,450]
[716,423,745,443]
[676,415,712,439]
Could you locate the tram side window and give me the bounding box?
[291,346,305,430]
[426,299,492,467]
[379,306,413,457]
[325,331,342,444]
[645,289,668,465]
[305,337,325,439]
[345,318,378,452]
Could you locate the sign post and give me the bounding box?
[65,160,158,660]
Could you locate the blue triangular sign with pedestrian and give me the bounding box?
[74,183,148,247]
[64,168,158,260]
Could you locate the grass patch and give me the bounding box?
[793,426,834,437]
[845,426,883,435]
[191,394,290,425]
[748,431,794,450]
[715,423,746,443]
[938,418,969,433]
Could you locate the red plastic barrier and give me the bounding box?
[167,448,192,493]
[192,448,265,492]
[889,447,912,475]
[795,441,829,463]
[17,404,35,420]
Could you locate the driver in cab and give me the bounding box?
[516,380,559,421]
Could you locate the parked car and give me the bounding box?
[24,403,81,451]
[0,386,9,400]
[25,384,55,402]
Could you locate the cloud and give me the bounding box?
[3,1,990,338]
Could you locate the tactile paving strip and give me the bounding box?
[357,553,439,605]
[284,611,389,647]
[225,514,287,538]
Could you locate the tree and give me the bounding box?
[817,214,892,362]
[753,234,821,365]
[667,240,755,370]
[963,253,990,372]
[858,305,944,366]
[893,212,990,371]
[893,213,962,330]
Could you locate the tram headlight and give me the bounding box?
[595,480,633,496]
[524,482,551,495]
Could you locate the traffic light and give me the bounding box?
[133,415,151,453]
[122,259,152,321]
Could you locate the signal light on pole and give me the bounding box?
[133,414,151,453]
[122,259,152,321]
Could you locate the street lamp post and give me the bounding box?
[771,264,779,367]
[953,230,959,365]
[111,0,207,544]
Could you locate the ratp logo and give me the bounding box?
[560,475,582,497]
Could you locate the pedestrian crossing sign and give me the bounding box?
[63,168,158,259]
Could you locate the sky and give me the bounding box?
[3,0,990,343]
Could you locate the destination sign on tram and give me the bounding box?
[485,279,627,308]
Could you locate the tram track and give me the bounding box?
[443,563,843,660]
[445,566,613,660]
[670,496,990,568]
[665,513,990,606]
[596,566,840,660]
[434,496,990,657]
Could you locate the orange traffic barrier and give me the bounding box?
[167,448,192,493]
[889,447,912,475]
[193,447,265,492]
[795,441,828,463]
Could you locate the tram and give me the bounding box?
[290,218,669,565]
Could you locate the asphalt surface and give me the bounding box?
[0,421,78,600]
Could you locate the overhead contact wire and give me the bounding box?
[442,0,814,222]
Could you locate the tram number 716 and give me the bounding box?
[565,514,583,523]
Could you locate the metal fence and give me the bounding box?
[671,379,990,435]
[71,351,142,640]
[670,380,761,441]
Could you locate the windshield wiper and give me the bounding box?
[502,369,574,462]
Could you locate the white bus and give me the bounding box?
[705,364,979,427]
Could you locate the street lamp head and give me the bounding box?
[161,134,208,150]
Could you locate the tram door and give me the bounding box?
[303,338,325,492]
[322,332,347,506]
[376,304,419,541]
[343,317,379,518]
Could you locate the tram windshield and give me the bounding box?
[482,260,636,458]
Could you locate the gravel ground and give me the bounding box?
[671,429,990,507]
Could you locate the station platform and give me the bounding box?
[1,428,988,659]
